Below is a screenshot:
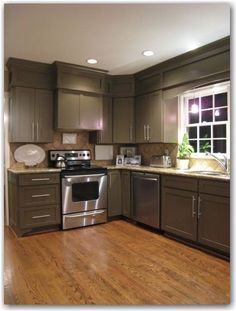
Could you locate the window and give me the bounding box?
[179,81,230,156]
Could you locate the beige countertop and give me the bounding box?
[106,165,230,181]
[8,165,230,181]
[8,167,61,174]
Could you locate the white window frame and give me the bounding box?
[178,81,230,159]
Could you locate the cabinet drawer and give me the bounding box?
[19,173,60,186]
[162,175,198,191]
[199,179,230,197]
[19,185,60,207]
[63,209,107,230]
[19,205,61,229]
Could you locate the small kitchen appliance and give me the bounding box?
[150,154,172,168]
[48,150,107,230]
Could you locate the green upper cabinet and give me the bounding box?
[89,96,113,144]
[135,91,162,143]
[7,58,54,143]
[55,61,107,94]
[113,97,135,143]
[9,87,53,143]
[56,90,103,131]
[79,94,103,130]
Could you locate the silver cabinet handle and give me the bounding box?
[129,125,133,142]
[31,122,34,141]
[197,196,202,219]
[31,178,50,181]
[144,125,147,140]
[31,194,50,198]
[192,195,196,217]
[32,214,50,219]
[36,122,39,141]
[147,125,150,141]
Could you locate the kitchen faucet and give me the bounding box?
[205,152,229,173]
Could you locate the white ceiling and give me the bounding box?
[4,3,230,75]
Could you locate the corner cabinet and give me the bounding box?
[89,96,113,144]
[113,97,135,143]
[9,87,54,143]
[161,175,230,254]
[55,90,103,131]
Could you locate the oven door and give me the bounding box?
[62,173,107,214]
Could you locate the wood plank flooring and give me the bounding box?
[4,220,230,304]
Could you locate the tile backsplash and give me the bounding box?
[9,132,229,172]
[9,131,119,169]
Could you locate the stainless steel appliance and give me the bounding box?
[48,150,107,230]
[55,155,67,168]
[150,155,172,168]
[132,172,160,228]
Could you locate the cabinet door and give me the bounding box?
[57,90,80,129]
[108,170,121,217]
[135,94,149,143]
[121,170,131,217]
[161,187,198,241]
[9,87,35,142]
[113,97,134,143]
[79,94,103,130]
[197,193,230,253]
[135,91,162,143]
[147,91,162,142]
[35,89,53,142]
[100,96,112,143]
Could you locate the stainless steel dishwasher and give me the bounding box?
[131,172,160,229]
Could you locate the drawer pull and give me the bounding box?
[31,194,50,198]
[31,178,50,181]
[32,214,51,219]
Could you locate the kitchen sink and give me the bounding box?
[183,170,230,177]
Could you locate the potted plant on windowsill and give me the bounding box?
[176,133,194,170]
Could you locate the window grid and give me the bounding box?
[182,82,230,155]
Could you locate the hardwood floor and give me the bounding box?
[4,220,230,304]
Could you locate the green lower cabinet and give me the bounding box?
[107,170,122,217]
[197,193,230,254]
[161,175,230,255]
[108,170,131,218]
[121,170,131,218]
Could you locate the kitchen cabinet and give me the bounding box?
[107,170,122,217]
[89,96,113,144]
[8,172,61,237]
[135,91,162,143]
[113,97,135,143]
[197,179,230,253]
[9,87,53,143]
[56,90,103,130]
[121,170,131,218]
[162,51,230,88]
[111,75,135,97]
[55,61,106,94]
[161,175,230,254]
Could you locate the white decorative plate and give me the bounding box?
[14,144,46,166]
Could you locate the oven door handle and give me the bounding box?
[66,210,106,217]
[63,173,106,179]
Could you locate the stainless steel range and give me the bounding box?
[48,150,107,230]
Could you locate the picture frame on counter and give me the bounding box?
[116,155,124,166]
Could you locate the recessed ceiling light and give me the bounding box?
[87,58,98,64]
[142,50,155,57]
